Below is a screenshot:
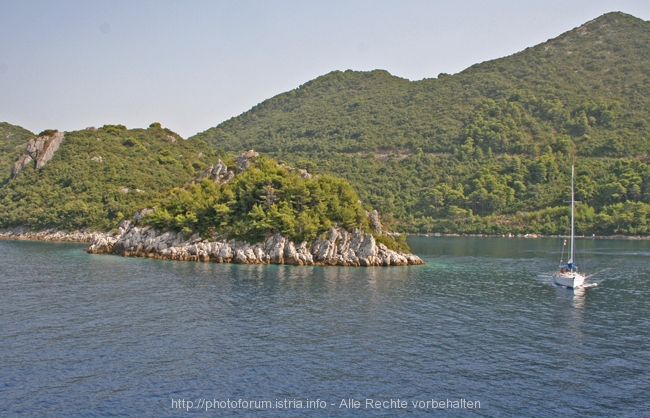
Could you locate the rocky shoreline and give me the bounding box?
[406,232,650,240]
[0,228,96,242]
[83,220,424,266]
[3,226,648,244]
[3,227,647,246]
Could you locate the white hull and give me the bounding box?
[553,272,585,289]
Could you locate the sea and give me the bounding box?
[1,236,648,417]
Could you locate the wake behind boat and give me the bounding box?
[553,164,587,289]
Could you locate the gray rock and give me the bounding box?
[83,222,424,267]
[278,163,313,179]
[26,137,47,157]
[217,244,233,261]
[197,159,233,184]
[133,208,154,222]
[11,154,33,179]
[235,149,259,172]
[358,234,377,257]
[13,132,66,177]
[367,210,383,234]
[0,228,95,243]
[35,132,65,169]
[265,233,286,264]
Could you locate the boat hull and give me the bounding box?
[553,272,585,289]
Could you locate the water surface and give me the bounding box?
[1,237,648,416]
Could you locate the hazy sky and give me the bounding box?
[1,1,649,138]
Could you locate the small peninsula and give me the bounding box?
[85,151,424,266]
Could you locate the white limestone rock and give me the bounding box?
[83,222,424,266]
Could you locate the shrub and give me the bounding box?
[38,129,58,137]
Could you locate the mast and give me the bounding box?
[569,164,575,269]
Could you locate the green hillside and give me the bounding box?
[192,12,650,235]
[1,12,649,236]
[0,122,35,180]
[0,124,215,230]
[144,155,377,244]
[194,12,650,158]
[0,124,395,245]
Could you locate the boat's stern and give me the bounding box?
[553,272,586,289]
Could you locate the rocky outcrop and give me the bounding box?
[11,131,65,178]
[194,150,314,186]
[235,149,259,172]
[11,155,33,178]
[196,159,234,184]
[82,154,423,266]
[297,168,312,179]
[367,210,382,234]
[26,136,47,155]
[279,163,313,179]
[35,132,64,169]
[85,222,424,266]
[5,148,422,266]
[132,208,154,222]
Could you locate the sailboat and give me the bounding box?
[553,164,586,289]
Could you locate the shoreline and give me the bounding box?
[2,224,425,267]
[0,228,96,242]
[2,228,648,243]
[84,222,424,267]
[405,232,650,240]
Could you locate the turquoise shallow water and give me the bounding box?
[1,237,648,417]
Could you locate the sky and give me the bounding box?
[1,1,650,138]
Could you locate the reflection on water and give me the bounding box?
[551,283,586,344]
[572,286,586,309]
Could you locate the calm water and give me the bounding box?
[1,237,648,417]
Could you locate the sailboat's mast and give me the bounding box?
[569,164,575,268]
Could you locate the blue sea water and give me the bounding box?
[0,237,648,417]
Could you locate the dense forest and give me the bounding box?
[194,13,650,158]
[0,122,34,180]
[277,150,650,235]
[191,12,650,235]
[0,123,406,247]
[1,12,649,237]
[144,155,379,244]
[0,123,215,230]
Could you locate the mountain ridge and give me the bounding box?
[2,12,650,237]
[193,11,650,158]
[188,12,650,235]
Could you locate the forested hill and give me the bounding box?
[191,12,650,236]
[194,12,650,158]
[2,12,650,236]
[0,123,35,180]
[0,124,217,230]
[0,124,401,247]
